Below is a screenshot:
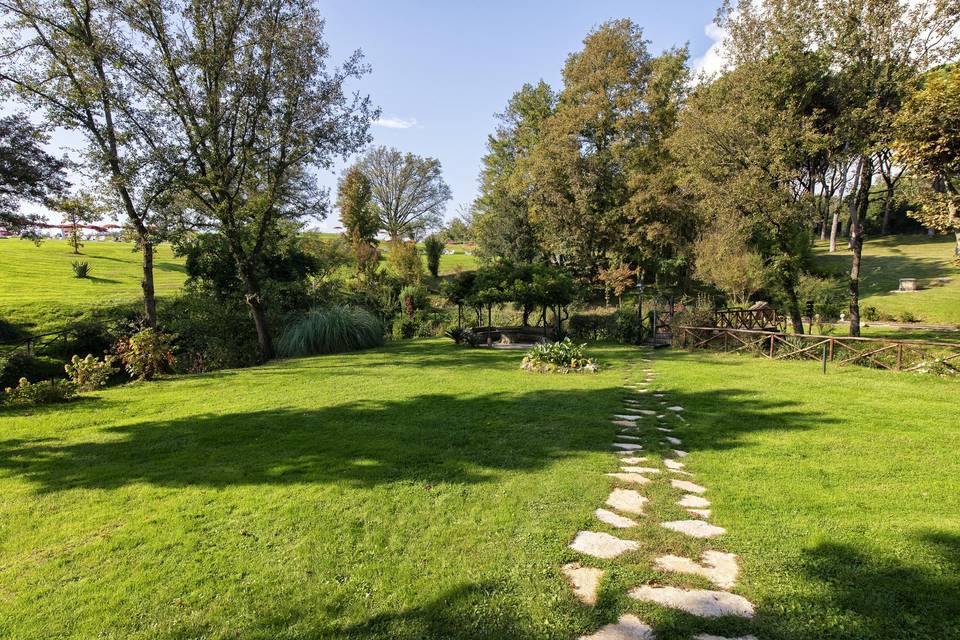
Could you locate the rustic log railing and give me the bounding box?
[676,326,960,373]
[713,308,786,331]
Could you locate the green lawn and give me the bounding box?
[0,239,186,334]
[813,234,960,324]
[1,340,957,639]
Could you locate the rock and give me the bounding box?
[656,427,673,433]
[663,459,685,470]
[671,479,706,494]
[664,436,683,446]
[672,449,689,457]
[612,443,644,451]
[620,466,661,474]
[562,562,605,605]
[667,406,684,412]
[653,550,739,589]
[613,420,639,428]
[606,472,652,486]
[578,614,655,640]
[628,585,753,618]
[606,488,649,514]
[688,508,712,519]
[613,414,642,421]
[570,531,639,559]
[595,508,638,529]
[617,435,642,441]
[661,520,726,539]
[620,456,647,464]
[678,494,710,508]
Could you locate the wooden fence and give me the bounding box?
[713,307,786,332]
[676,326,960,373]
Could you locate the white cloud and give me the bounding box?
[691,21,729,81]
[374,116,418,129]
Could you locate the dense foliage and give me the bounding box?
[277,305,385,357]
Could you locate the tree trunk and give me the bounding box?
[781,272,805,334]
[239,266,274,361]
[141,239,158,328]
[955,230,960,258]
[487,304,492,347]
[881,182,894,235]
[848,155,872,337]
[829,166,851,253]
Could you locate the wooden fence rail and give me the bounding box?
[676,326,960,374]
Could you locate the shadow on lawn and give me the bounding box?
[0,369,831,494]
[768,531,960,640]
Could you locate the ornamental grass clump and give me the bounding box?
[277,305,385,357]
[521,338,598,373]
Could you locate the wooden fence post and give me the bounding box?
[769,334,775,359]
[896,343,903,371]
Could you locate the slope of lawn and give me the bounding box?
[813,234,960,324]
[1,340,957,639]
[0,239,186,334]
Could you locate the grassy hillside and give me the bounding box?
[813,234,960,324]
[0,239,186,334]
[0,341,956,639]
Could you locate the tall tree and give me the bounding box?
[337,166,380,276]
[53,193,103,254]
[0,114,68,233]
[473,81,555,264]
[120,0,375,360]
[0,0,171,325]
[357,146,451,242]
[895,63,960,261]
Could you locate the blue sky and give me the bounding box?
[15,1,727,231]
[313,0,724,232]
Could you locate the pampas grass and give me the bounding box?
[277,305,384,357]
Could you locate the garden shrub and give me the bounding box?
[71,260,91,279]
[444,327,466,344]
[277,305,385,357]
[115,328,176,380]
[2,377,76,406]
[391,316,417,340]
[521,338,598,373]
[0,353,66,388]
[569,309,643,343]
[64,354,118,391]
[161,287,260,372]
[862,306,881,322]
[423,235,444,278]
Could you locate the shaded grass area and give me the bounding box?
[0,341,956,639]
[812,234,960,324]
[0,239,186,334]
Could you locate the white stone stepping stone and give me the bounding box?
[562,562,604,605]
[606,473,652,486]
[654,393,664,398]
[656,414,666,420]
[675,415,687,423]
[661,520,726,539]
[628,585,753,618]
[634,409,657,416]
[654,550,739,589]
[672,449,689,457]
[688,508,712,519]
[612,443,644,451]
[620,466,660,474]
[617,435,642,441]
[668,406,684,412]
[613,414,642,421]
[612,420,639,428]
[595,508,638,529]
[694,635,758,640]
[663,458,685,470]
[671,479,706,494]
[664,436,683,446]
[620,456,647,464]
[570,531,639,559]
[678,494,710,508]
[656,427,673,432]
[578,614,655,640]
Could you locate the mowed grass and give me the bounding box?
[1,340,957,639]
[813,234,960,324]
[0,239,186,333]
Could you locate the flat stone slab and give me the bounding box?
[628,585,753,618]
[678,494,710,508]
[688,508,712,519]
[664,436,683,446]
[653,393,664,397]
[617,435,642,441]
[620,456,647,464]
[595,507,638,528]
[562,562,604,605]
[620,466,661,474]
[570,531,639,559]
[613,414,642,421]
[612,443,644,451]
[613,420,639,428]
[579,614,655,640]
[653,550,739,589]
[656,414,666,419]
[606,488,648,514]
[661,520,726,539]
[663,459,685,470]
[656,427,673,432]
[668,406,684,412]
[672,449,689,457]
[671,479,706,494]
[606,472,652,486]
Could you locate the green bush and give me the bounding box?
[391,316,417,341]
[2,377,76,406]
[162,287,260,372]
[277,305,385,357]
[444,327,466,344]
[71,260,91,279]
[569,309,642,343]
[64,354,118,391]
[862,306,881,322]
[423,235,444,278]
[115,328,176,380]
[0,353,66,388]
[521,338,598,373]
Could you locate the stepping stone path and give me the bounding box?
[570,531,638,559]
[566,361,756,638]
[562,563,604,605]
